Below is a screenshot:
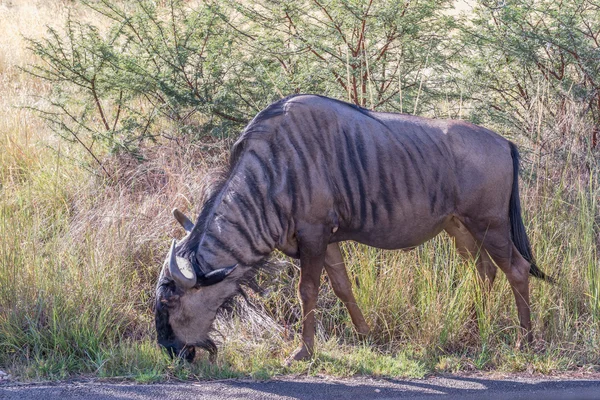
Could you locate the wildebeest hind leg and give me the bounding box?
[503,245,533,347]
[445,217,497,291]
[445,217,497,340]
[324,243,370,335]
[466,221,532,347]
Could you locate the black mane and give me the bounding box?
[230,94,375,165]
[182,95,297,269]
[179,94,374,276]
[229,95,295,166]
[179,177,228,275]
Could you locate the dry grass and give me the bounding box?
[0,0,599,382]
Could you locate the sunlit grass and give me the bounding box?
[1,0,599,383]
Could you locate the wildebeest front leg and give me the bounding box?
[324,243,369,335]
[289,237,327,362]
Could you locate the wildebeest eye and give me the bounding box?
[156,279,181,309]
[160,294,180,308]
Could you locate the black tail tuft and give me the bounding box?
[508,142,555,284]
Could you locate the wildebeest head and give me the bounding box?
[155,209,238,362]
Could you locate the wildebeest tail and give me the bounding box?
[508,142,554,283]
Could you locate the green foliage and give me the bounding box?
[228,0,456,113]
[25,0,457,165]
[26,0,257,160]
[25,0,600,159]
[462,0,600,148]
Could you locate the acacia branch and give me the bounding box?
[312,0,348,46]
[212,108,247,124]
[90,77,110,131]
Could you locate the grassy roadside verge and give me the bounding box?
[1,0,599,383]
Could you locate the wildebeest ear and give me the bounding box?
[173,208,194,233]
[197,265,237,286]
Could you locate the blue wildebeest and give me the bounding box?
[155,94,552,362]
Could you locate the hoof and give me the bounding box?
[356,324,370,337]
[515,336,533,352]
[285,346,312,366]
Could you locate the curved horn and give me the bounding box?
[168,240,197,289]
[197,265,237,286]
[173,208,194,233]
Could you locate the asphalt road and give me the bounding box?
[2,375,600,400]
